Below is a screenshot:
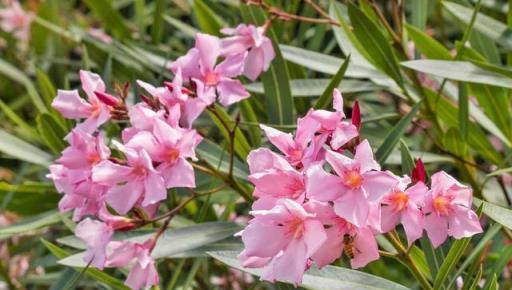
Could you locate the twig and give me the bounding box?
[386,232,434,290]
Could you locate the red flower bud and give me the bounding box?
[411,158,426,184]
[351,100,361,131]
[94,91,119,106]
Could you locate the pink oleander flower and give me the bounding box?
[170,33,249,106]
[75,218,113,269]
[423,171,483,247]
[307,89,358,150]
[306,140,399,227]
[92,142,166,215]
[305,201,379,269]
[124,118,201,189]
[247,148,305,210]
[238,199,326,284]
[380,177,428,246]
[47,130,110,220]
[52,70,111,134]
[0,1,33,41]
[107,240,159,290]
[221,23,275,80]
[260,115,321,169]
[137,68,209,128]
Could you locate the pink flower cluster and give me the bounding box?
[0,1,33,42]
[47,25,275,290]
[238,89,483,284]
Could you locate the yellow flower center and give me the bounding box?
[388,191,409,211]
[344,170,363,189]
[205,71,220,86]
[433,196,451,216]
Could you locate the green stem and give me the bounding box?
[386,233,433,290]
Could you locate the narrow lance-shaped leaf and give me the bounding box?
[347,3,404,89]
[208,251,412,290]
[376,101,422,164]
[315,55,351,109]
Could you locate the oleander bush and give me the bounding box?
[1,0,512,289]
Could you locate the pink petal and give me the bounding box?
[107,241,137,267]
[262,239,307,284]
[159,158,196,188]
[295,115,319,149]
[238,250,271,268]
[380,206,400,233]
[92,160,133,184]
[402,206,424,246]
[261,39,275,71]
[79,70,105,101]
[249,170,304,200]
[405,181,428,206]
[332,89,345,116]
[244,47,265,81]
[216,52,246,78]
[325,149,353,177]
[424,213,448,248]
[217,78,250,106]
[52,90,91,119]
[107,181,143,214]
[241,221,288,257]
[351,228,379,268]
[247,148,294,173]
[142,172,167,206]
[354,140,380,173]
[362,171,400,201]
[170,48,201,79]
[305,164,344,201]
[75,218,113,270]
[195,33,221,72]
[260,124,295,155]
[311,226,344,267]
[333,188,369,228]
[330,122,358,150]
[448,207,483,239]
[302,219,327,257]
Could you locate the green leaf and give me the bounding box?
[41,239,130,290]
[209,251,411,290]
[151,0,166,44]
[241,5,294,125]
[60,222,241,267]
[424,89,502,164]
[447,223,501,289]
[83,0,131,40]
[0,99,39,141]
[409,0,428,30]
[0,182,59,215]
[405,24,452,60]
[280,45,388,80]
[399,139,414,175]
[0,129,53,166]
[36,113,67,155]
[0,58,47,113]
[239,100,261,146]
[348,3,404,88]
[207,106,251,160]
[246,79,382,97]
[196,139,249,181]
[474,198,512,230]
[35,69,57,108]
[433,237,473,289]
[314,55,350,109]
[193,0,225,36]
[376,102,422,164]
[420,236,443,280]
[401,60,512,88]
[483,244,512,289]
[443,2,512,51]
[0,211,61,239]
[483,274,498,290]
[163,15,199,39]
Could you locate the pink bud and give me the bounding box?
[411,158,426,184]
[94,91,119,106]
[351,100,361,130]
